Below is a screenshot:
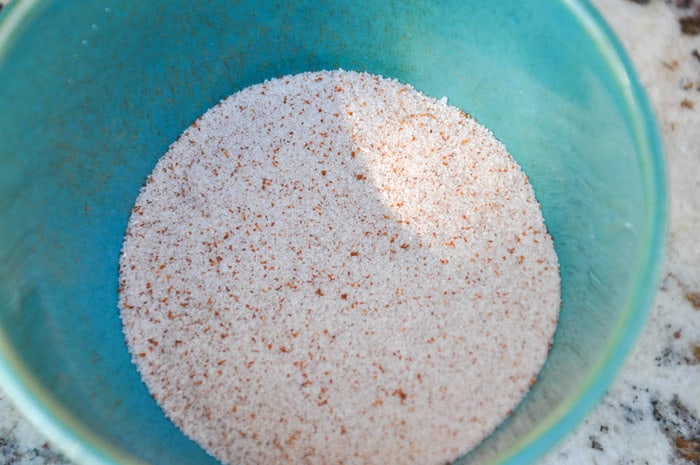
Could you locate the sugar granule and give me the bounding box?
[118,70,560,465]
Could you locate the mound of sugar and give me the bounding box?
[118,70,560,465]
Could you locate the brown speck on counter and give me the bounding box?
[686,291,700,309]
[681,98,695,108]
[680,14,700,34]
[663,59,681,71]
[691,344,700,362]
[652,395,700,463]
[692,49,700,63]
[675,437,700,462]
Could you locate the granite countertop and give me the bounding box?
[1,0,699,464]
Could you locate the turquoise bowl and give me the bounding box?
[0,1,666,464]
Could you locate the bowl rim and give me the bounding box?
[472,1,668,463]
[0,0,668,464]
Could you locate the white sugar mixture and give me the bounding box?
[118,70,560,465]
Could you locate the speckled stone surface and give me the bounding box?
[1,1,699,464]
[540,1,700,464]
[0,399,69,465]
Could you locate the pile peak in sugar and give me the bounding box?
[118,70,560,465]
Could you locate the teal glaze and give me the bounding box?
[0,1,666,465]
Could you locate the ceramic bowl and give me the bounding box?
[0,1,666,464]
